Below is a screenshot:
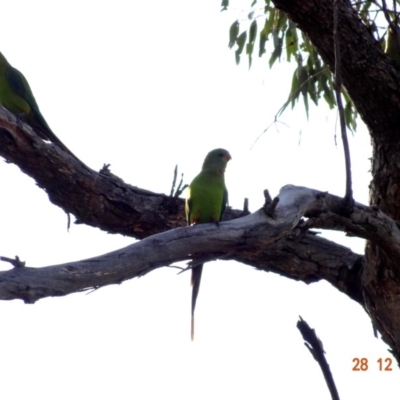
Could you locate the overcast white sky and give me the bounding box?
[0,1,399,399]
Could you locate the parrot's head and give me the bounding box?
[202,148,231,173]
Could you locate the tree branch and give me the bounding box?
[333,0,353,204]
[6,184,400,306]
[0,105,241,239]
[297,317,340,400]
[266,0,400,361]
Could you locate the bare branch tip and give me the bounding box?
[262,190,279,218]
[0,255,26,268]
[240,198,250,216]
[99,163,111,174]
[263,189,272,203]
[169,164,178,197]
[67,212,71,231]
[170,166,187,197]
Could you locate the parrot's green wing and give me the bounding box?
[6,65,40,112]
[186,148,231,340]
[5,64,54,141]
[6,64,60,141]
[0,52,77,159]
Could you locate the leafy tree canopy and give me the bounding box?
[224,0,400,130]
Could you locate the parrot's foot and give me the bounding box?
[178,259,208,275]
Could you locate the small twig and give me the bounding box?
[250,119,289,149]
[0,255,25,268]
[174,180,188,198]
[170,165,178,197]
[263,189,273,204]
[382,0,393,25]
[242,198,249,214]
[251,67,329,149]
[167,265,185,271]
[85,286,101,295]
[297,316,340,400]
[372,321,379,338]
[262,189,279,217]
[99,163,111,174]
[170,165,188,197]
[333,0,353,205]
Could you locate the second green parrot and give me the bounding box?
[0,51,75,157]
[185,148,231,340]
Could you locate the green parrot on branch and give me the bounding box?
[0,51,75,157]
[185,148,231,340]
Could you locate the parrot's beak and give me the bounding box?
[226,153,232,161]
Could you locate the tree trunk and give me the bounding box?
[273,0,400,363]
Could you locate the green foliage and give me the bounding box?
[221,0,229,11]
[235,31,247,64]
[223,0,400,132]
[224,0,400,131]
[247,20,258,67]
[229,20,239,48]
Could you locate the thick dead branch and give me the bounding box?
[5,184,400,305]
[0,105,240,239]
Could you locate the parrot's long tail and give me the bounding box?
[40,128,75,158]
[31,112,81,163]
[191,263,204,341]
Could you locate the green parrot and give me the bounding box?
[185,148,231,340]
[0,51,75,157]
